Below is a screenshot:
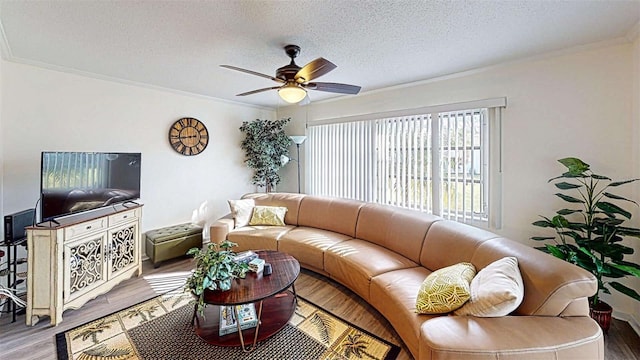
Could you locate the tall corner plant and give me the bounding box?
[239,117,292,191]
[532,157,640,307]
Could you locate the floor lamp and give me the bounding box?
[289,135,307,193]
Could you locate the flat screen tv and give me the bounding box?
[40,152,141,222]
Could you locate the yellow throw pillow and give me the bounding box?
[248,206,287,226]
[416,262,476,314]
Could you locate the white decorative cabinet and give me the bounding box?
[26,205,143,326]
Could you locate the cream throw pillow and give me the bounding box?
[454,256,524,317]
[415,262,476,314]
[228,199,255,229]
[248,206,287,226]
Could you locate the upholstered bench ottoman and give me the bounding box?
[145,223,203,267]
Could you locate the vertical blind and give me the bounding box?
[308,120,377,201]
[308,107,492,225]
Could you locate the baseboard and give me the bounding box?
[613,310,640,336]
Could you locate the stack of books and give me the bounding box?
[232,251,258,265]
[219,303,258,336]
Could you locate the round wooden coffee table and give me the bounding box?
[192,250,300,351]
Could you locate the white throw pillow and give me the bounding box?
[228,199,255,229]
[454,256,524,317]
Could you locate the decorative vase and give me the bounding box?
[589,301,612,334]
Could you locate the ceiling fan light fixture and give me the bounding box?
[278,83,307,103]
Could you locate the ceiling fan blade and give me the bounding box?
[306,82,361,95]
[237,86,281,96]
[221,65,285,83]
[295,58,336,83]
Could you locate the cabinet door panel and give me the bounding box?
[108,223,139,278]
[63,234,108,302]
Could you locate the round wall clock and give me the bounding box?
[168,117,209,156]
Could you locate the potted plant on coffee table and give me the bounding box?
[185,240,249,315]
[532,157,640,333]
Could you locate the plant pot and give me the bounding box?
[589,301,612,334]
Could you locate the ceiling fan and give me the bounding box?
[221,45,361,104]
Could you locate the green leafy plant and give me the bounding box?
[239,118,292,191]
[185,240,249,315]
[532,157,640,306]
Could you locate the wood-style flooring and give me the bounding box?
[1,257,638,360]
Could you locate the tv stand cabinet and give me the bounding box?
[26,205,143,326]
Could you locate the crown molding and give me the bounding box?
[307,35,633,109]
[4,56,276,111]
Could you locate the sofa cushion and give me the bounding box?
[227,225,295,252]
[278,227,352,271]
[324,239,418,301]
[415,262,476,314]
[454,256,524,317]
[470,238,596,317]
[242,193,305,225]
[297,196,364,237]
[228,199,255,228]
[420,316,603,360]
[355,203,441,263]
[370,267,441,359]
[248,206,287,226]
[420,220,499,271]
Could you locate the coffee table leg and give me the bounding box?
[235,301,264,352]
[191,304,198,327]
[250,301,264,351]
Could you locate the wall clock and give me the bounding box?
[168,117,209,156]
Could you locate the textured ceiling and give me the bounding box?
[0,0,638,109]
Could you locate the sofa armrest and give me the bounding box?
[420,315,603,360]
[209,216,234,244]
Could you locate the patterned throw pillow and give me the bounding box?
[248,206,288,226]
[228,199,255,228]
[454,257,524,317]
[415,262,476,314]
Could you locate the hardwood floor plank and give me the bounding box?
[0,257,637,360]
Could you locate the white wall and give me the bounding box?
[278,41,640,324]
[276,108,308,193]
[629,34,640,331]
[1,61,275,236]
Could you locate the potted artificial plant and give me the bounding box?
[532,157,640,333]
[185,240,249,315]
[239,118,292,192]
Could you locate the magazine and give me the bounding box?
[219,303,258,336]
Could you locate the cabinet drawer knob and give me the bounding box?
[86,225,92,229]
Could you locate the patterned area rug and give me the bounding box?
[55,289,400,360]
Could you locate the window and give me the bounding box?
[307,99,504,227]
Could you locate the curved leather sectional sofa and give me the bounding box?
[210,193,603,360]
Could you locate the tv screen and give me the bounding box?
[40,152,141,222]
